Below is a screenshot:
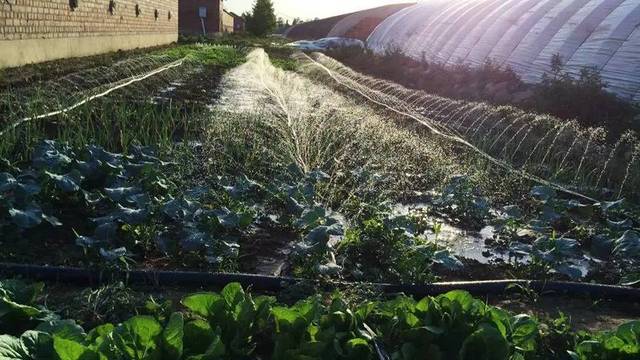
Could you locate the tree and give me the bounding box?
[246,0,277,37]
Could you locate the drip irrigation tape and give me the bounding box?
[0,58,185,138]
[0,263,638,301]
[297,53,601,204]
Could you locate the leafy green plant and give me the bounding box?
[573,321,640,360]
[0,330,54,359]
[336,214,461,283]
[181,283,275,358]
[272,296,373,359]
[2,280,640,360]
[0,280,47,335]
[433,175,490,227]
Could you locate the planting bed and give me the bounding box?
[0,40,638,359]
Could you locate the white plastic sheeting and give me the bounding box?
[366,0,640,101]
[327,4,413,39]
[287,38,365,51]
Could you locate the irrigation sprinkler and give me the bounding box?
[297,52,639,203]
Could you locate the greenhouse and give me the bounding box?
[367,0,640,100]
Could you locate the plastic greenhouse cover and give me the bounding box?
[420,0,489,62]
[364,0,640,100]
[405,0,478,59]
[566,1,640,74]
[365,5,418,52]
[329,13,372,38]
[601,26,640,99]
[447,0,525,65]
[368,2,448,55]
[287,37,365,51]
[529,0,625,82]
[327,4,412,39]
[436,0,507,64]
[508,0,590,76]
[463,0,539,66]
[488,0,564,67]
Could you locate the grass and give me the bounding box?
[162,43,247,67]
[270,57,299,71]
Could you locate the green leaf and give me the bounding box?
[36,320,85,342]
[111,316,162,360]
[53,336,97,360]
[294,206,326,229]
[185,334,225,360]
[182,293,224,319]
[221,283,245,308]
[87,324,114,342]
[345,338,371,358]
[213,208,241,229]
[45,170,84,193]
[272,307,300,332]
[104,187,143,203]
[8,206,43,229]
[511,315,539,352]
[113,205,148,225]
[0,172,17,192]
[576,340,601,357]
[441,290,475,311]
[162,313,184,360]
[0,298,42,328]
[433,250,463,271]
[460,324,509,360]
[0,334,33,359]
[530,186,556,202]
[0,281,44,334]
[0,331,53,360]
[183,320,216,356]
[0,280,43,305]
[98,247,128,262]
[614,230,640,257]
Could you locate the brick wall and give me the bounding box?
[179,0,222,36]
[0,0,178,68]
[0,0,177,40]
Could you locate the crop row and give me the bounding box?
[1,279,638,360]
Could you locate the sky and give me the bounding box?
[224,0,412,21]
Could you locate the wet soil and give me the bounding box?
[150,65,224,107]
[239,228,297,276]
[495,295,640,332]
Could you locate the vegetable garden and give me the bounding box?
[0,39,638,359]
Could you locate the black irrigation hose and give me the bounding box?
[1,262,639,301]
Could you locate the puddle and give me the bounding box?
[240,229,297,276]
[425,223,498,264]
[393,202,500,264]
[392,203,592,277]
